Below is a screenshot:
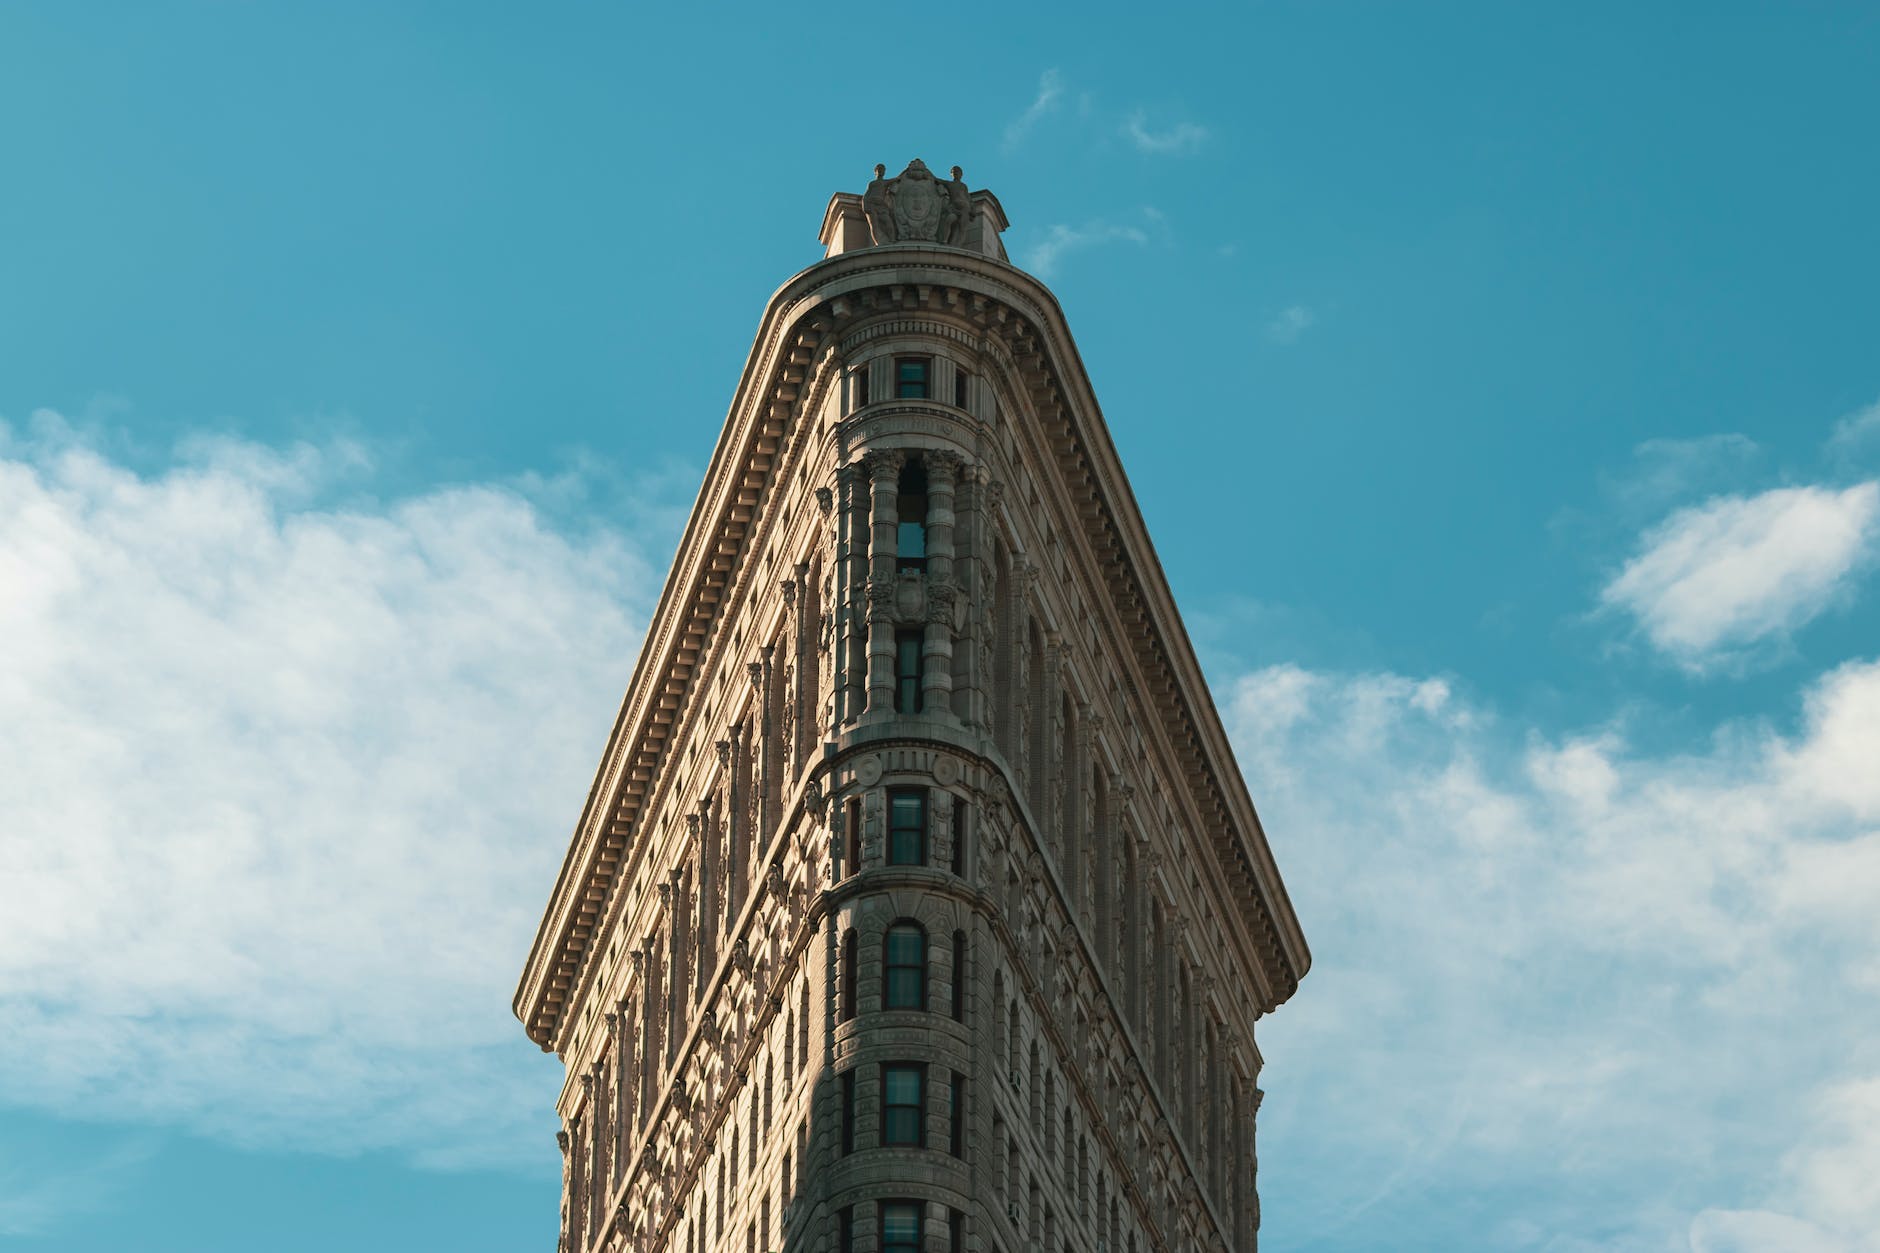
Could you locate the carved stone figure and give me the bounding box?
[941,165,971,246]
[891,159,945,243]
[862,163,896,245]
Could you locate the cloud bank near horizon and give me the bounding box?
[2,420,1877,1252]
[0,416,660,1168]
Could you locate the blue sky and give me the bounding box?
[2,4,1878,1250]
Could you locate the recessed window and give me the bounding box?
[844,797,862,877]
[950,801,966,875]
[882,1065,926,1147]
[896,458,928,574]
[884,922,927,1011]
[853,364,871,411]
[881,1201,922,1253]
[950,1071,966,1157]
[894,630,924,713]
[895,357,930,399]
[888,789,926,866]
[954,369,969,410]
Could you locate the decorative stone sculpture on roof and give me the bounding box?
[863,158,957,245]
[842,159,1000,255]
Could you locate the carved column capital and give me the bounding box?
[925,449,965,485]
[862,448,905,480]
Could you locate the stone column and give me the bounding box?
[863,449,903,714]
[922,451,962,719]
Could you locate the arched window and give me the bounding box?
[883,922,927,1011]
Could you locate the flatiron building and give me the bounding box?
[515,160,1310,1253]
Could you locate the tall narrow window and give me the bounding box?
[951,930,966,1021]
[844,797,861,876]
[950,1072,966,1157]
[840,928,858,1021]
[953,368,970,410]
[894,630,924,712]
[840,1069,856,1155]
[949,1208,964,1253]
[882,1064,926,1146]
[884,922,927,1011]
[854,364,871,411]
[950,800,966,875]
[839,1206,854,1253]
[881,1202,923,1253]
[895,357,930,399]
[896,459,928,574]
[888,789,926,866]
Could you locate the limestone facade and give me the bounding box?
[515,162,1310,1253]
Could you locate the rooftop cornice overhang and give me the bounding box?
[514,243,1310,1052]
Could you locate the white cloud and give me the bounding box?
[1002,69,1063,152]
[1021,220,1149,279]
[1121,110,1209,155]
[1235,658,1880,1249]
[1600,480,1880,669]
[0,416,661,1167]
[1829,399,1880,457]
[1265,304,1315,345]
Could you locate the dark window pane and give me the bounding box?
[882,1203,921,1253]
[896,359,929,399]
[883,1066,924,1147]
[888,791,926,865]
[886,968,921,1008]
[894,630,923,713]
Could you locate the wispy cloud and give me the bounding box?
[1237,655,1880,1248]
[1002,69,1063,152]
[0,415,667,1167]
[1122,110,1209,155]
[1266,304,1316,345]
[0,1136,154,1237]
[1599,480,1880,670]
[1021,219,1149,279]
[1829,398,1880,459]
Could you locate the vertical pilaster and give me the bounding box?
[864,449,903,714]
[835,465,867,726]
[923,451,961,719]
